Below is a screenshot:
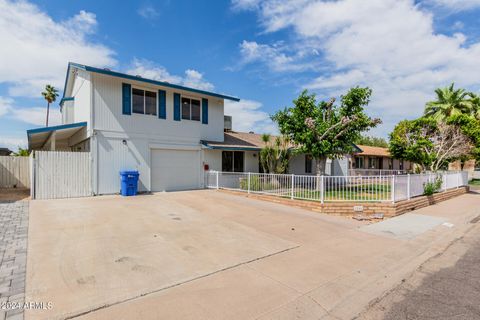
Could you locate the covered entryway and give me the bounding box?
[150,149,201,191]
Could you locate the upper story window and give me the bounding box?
[132,88,157,116]
[182,97,201,121]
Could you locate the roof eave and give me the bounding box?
[67,62,240,102]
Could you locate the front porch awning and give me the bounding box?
[27,122,87,150]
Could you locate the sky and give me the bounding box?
[1,0,480,151]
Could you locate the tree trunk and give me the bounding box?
[315,157,327,191]
[315,157,327,175]
[46,102,50,127]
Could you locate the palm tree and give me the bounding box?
[424,83,473,121]
[42,85,59,127]
[468,92,480,120]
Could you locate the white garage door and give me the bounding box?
[151,149,200,191]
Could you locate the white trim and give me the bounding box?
[148,143,201,151]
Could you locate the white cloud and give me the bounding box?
[10,106,61,127]
[224,99,277,134]
[234,0,480,136]
[426,0,480,11]
[0,0,116,97]
[231,0,261,10]
[183,69,214,91]
[0,97,13,117]
[127,58,214,91]
[137,5,160,20]
[0,95,61,126]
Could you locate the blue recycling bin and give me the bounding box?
[120,170,139,196]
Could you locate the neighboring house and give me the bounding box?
[0,148,12,156]
[201,130,350,176]
[349,145,411,171]
[24,62,350,195]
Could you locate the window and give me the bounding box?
[222,151,244,172]
[132,88,157,116]
[388,158,393,169]
[399,159,404,170]
[305,154,313,173]
[181,97,201,121]
[368,157,377,169]
[355,157,364,169]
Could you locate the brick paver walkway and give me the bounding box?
[0,201,28,320]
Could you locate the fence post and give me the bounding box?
[320,175,324,204]
[443,173,447,192]
[456,172,459,189]
[407,174,410,200]
[391,175,395,203]
[216,171,219,190]
[248,172,251,194]
[290,174,294,199]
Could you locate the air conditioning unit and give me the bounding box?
[224,115,232,131]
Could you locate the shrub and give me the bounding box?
[423,177,442,195]
[239,175,273,191]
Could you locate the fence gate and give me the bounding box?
[32,151,92,200]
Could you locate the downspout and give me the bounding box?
[89,72,98,195]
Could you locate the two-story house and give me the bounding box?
[27,62,349,195]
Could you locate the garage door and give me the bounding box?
[151,149,200,191]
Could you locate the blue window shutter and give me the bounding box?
[122,83,131,115]
[173,93,181,121]
[158,90,166,119]
[202,98,208,124]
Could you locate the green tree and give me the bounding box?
[259,134,291,173]
[355,135,388,148]
[41,84,59,127]
[389,118,473,171]
[469,93,480,120]
[424,83,474,121]
[12,147,29,156]
[272,88,380,175]
[447,114,480,162]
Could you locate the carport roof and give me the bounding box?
[27,122,87,150]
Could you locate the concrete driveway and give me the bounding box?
[25,190,480,320]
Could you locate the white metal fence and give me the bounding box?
[206,171,468,203]
[0,156,30,189]
[31,151,92,200]
[349,169,409,176]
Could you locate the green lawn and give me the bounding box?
[469,179,480,186]
[293,184,391,201]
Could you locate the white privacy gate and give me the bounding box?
[31,151,92,199]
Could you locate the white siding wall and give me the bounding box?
[203,149,259,173]
[62,101,74,124]
[91,73,228,194]
[92,73,224,142]
[204,149,222,171]
[72,70,91,128]
[94,132,204,194]
[332,157,348,176]
[245,151,260,172]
